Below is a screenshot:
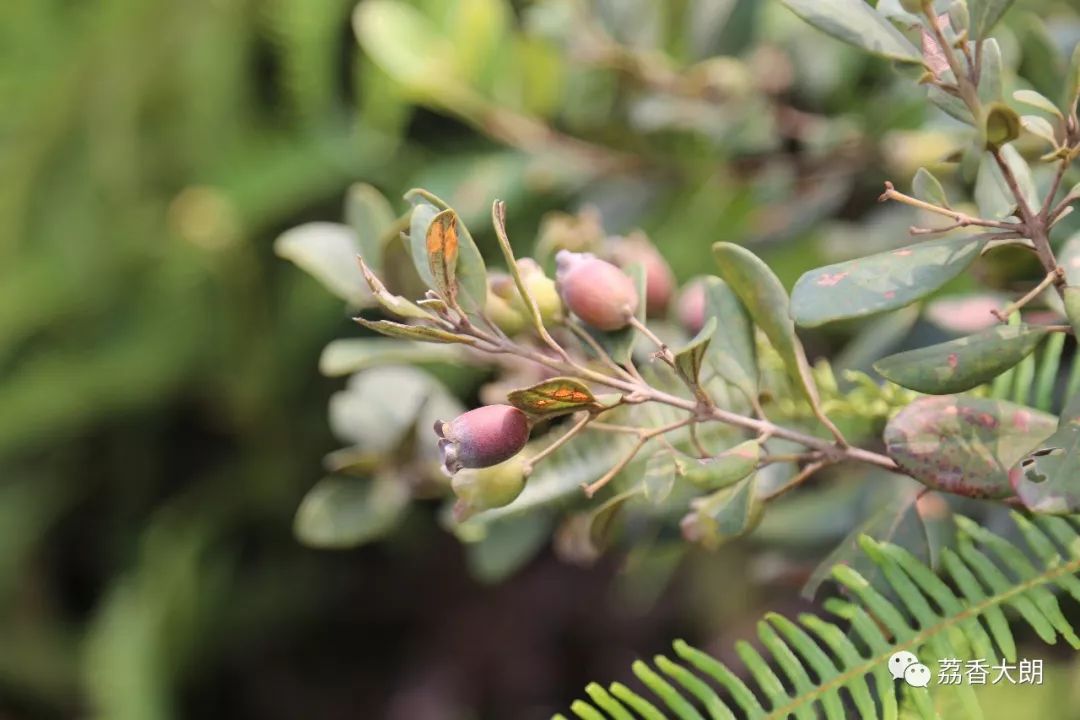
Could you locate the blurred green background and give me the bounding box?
[4,0,1080,718]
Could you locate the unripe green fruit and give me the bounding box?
[607,235,675,317]
[486,284,528,336]
[435,404,530,475]
[451,454,527,520]
[554,250,639,331]
[515,258,562,325]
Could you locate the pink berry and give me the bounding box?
[555,251,639,331]
[677,279,707,335]
[607,235,675,317]
[434,405,530,475]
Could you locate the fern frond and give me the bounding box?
[560,512,1080,720]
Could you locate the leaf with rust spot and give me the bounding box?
[884,395,1057,499]
[874,324,1051,394]
[404,189,488,315]
[426,209,460,305]
[1012,393,1080,514]
[507,377,599,418]
[790,235,986,328]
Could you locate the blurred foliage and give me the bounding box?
[4,0,1080,718]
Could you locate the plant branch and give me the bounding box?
[879,182,1019,232]
[523,411,593,476]
[582,417,695,497]
[992,270,1063,321]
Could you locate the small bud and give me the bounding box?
[555,250,639,331]
[451,454,527,520]
[606,233,675,317]
[536,208,604,256]
[435,404,530,475]
[676,278,708,335]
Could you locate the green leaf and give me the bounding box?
[1013,89,1064,119]
[912,167,949,208]
[977,40,1005,104]
[1021,115,1058,147]
[713,243,823,413]
[1065,287,1080,337]
[975,146,1038,219]
[404,189,488,315]
[683,440,760,491]
[507,377,599,418]
[643,454,677,505]
[791,236,986,328]
[425,208,460,306]
[779,0,921,63]
[353,0,457,90]
[354,316,476,345]
[683,474,762,550]
[294,476,410,549]
[702,276,758,402]
[874,324,1052,394]
[1013,396,1080,513]
[464,513,550,584]
[1068,43,1080,112]
[673,316,716,397]
[345,183,396,271]
[929,85,975,125]
[1059,231,1080,285]
[274,222,366,305]
[984,102,1021,149]
[357,255,433,320]
[969,0,1017,39]
[885,395,1057,498]
[318,338,459,377]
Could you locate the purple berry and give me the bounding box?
[434,404,530,475]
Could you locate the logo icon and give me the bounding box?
[889,651,932,687]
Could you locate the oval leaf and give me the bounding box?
[683,439,760,491]
[683,474,762,550]
[791,235,986,328]
[1013,89,1064,119]
[294,476,410,549]
[1013,395,1080,514]
[702,276,758,400]
[913,167,949,208]
[970,0,1017,39]
[346,183,397,271]
[358,255,433,320]
[779,0,922,63]
[507,377,599,417]
[405,189,488,315]
[274,222,366,305]
[884,395,1057,498]
[354,316,477,345]
[674,316,716,395]
[874,324,1050,395]
[714,243,838,438]
[426,208,460,305]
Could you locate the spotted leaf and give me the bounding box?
[507,377,600,418]
[1012,394,1080,514]
[874,324,1051,395]
[790,236,986,328]
[884,395,1057,499]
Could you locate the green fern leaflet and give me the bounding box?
[557,512,1080,720]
